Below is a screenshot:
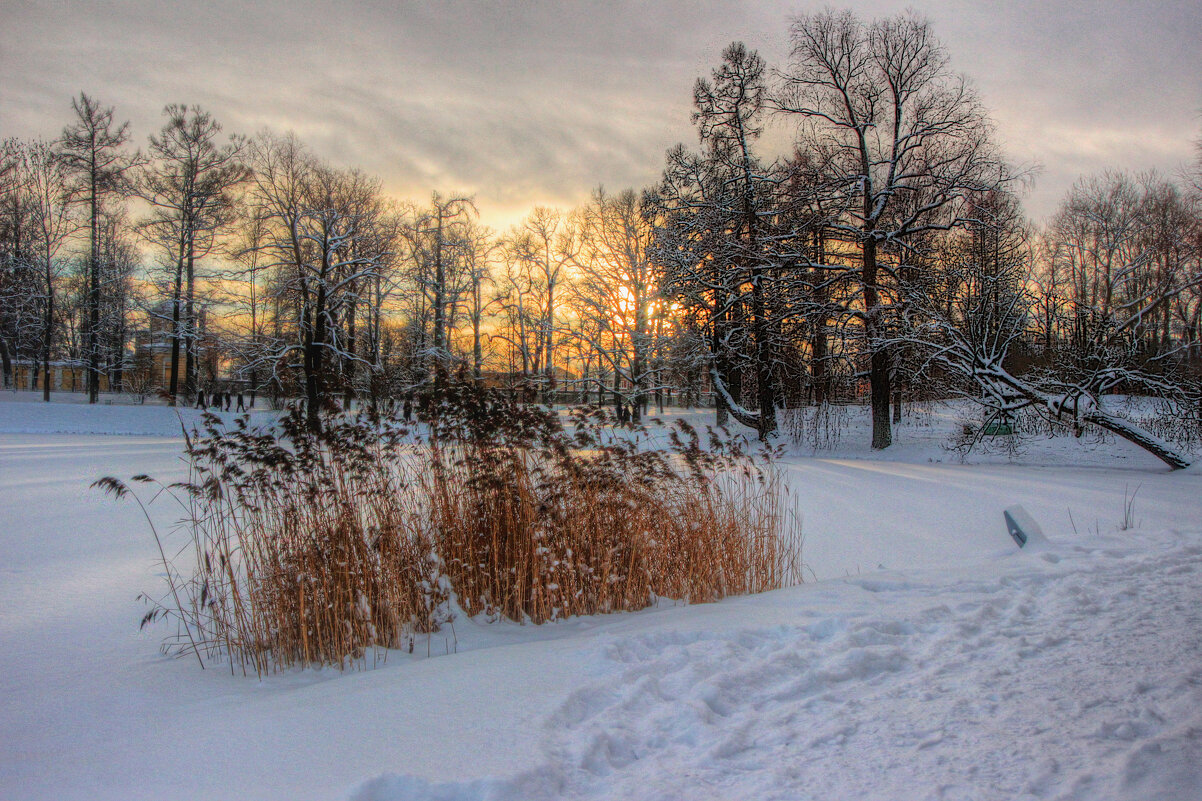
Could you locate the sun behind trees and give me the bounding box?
[1,8,1200,465]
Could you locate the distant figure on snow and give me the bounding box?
[194,389,206,409]
[235,391,246,413]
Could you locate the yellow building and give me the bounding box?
[11,360,112,393]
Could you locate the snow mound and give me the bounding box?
[353,530,1202,801]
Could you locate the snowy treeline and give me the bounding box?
[1,10,1199,458]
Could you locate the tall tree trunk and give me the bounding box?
[612,367,622,421]
[812,324,828,406]
[544,289,555,407]
[743,187,775,438]
[712,264,730,427]
[712,319,729,427]
[167,241,184,405]
[863,236,892,449]
[0,338,11,389]
[472,318,482,381]
[751,268,775,438]
[42,278,54,402]
[87,182,99,404]
[345,290,357,408]
[432,213,445,389]
[472,277,483,382]
[811,231,830,406]
[870,349,892,448]
[184,245,196,399]
[304,286,326,433]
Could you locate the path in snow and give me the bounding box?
[356,528,1202,801]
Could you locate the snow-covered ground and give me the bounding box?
[1,392,1200,800]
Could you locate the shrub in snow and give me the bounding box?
[97,381,802,675]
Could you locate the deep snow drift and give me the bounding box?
[1,393,1199,800]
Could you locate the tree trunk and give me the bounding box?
[751,268,776,439]
[978,361,1192,470]
[0,338,11,389]
[42,285,54,402]
[811,326,828,407]
[345,291,357,409]
[710,364,761,430]
[712,288,730,428]
[112,313,125,393]
[612,368,622,421]
[432,214,445,388]
[87,185,99,404]
[301,282,322,432]
[184,246,196,399]
[1082,409,1190,470]
[870,348,892,449]
[863,237,891,449]
[472,289,483,383]
[167,251,184,405]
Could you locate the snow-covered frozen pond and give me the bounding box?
[1,396,1200,800]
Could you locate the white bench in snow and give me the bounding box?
[1004,505,1047,548]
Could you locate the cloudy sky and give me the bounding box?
[2,0,1199,229]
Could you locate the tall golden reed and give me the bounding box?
[99,384,802,676]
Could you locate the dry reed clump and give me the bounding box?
[99,411,443,676]
[98,383,802,675]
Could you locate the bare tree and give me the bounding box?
[696,42,778,435]
[510,207,580,403]
[911,181,1200,469]
[245,133,392,429]
[95,209,140,392]
[493,238,541,385]
[650,43,797,438]
[1044,172,1198,367]
[460,219,497,382]
[221,205,273,401]
[411,193,476,383]
[16,140,77,400]
[137,105,247,404]
[57,93,137,403]
[572,187,662,420]
[332,172,397,409]
[0,138,34,388]
[777,10,1011,448]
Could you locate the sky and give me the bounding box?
[2,0,1199,231]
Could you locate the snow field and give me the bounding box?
[0,398,1199,800]
[355,527,1202,801]
[0,389,277,437]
